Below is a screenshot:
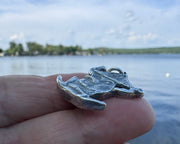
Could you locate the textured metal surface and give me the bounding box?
[57,66,144,110]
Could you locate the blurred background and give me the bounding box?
[0,0,180,143]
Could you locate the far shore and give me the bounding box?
[0,41,180,57]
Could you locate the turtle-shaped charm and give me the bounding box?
[57,66,144,110]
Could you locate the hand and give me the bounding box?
[0,74,155,144]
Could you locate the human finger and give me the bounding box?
[2,98,155,144]
[0,73,86,127]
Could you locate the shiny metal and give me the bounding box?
[57,66,144,110]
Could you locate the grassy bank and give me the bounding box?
[86,47,180,55]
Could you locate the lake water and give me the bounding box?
[0,54,180,144]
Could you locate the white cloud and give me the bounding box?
[143,33,158,40]
[9,34,18,40]
[106,24,131,37]
[9,32,24,41]
[125,10,137,22]
[167,38,180,45]
[128,33,158,42]
[126,11,134,18]
[0,0,179,49]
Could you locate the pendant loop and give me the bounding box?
[108,67,124,74]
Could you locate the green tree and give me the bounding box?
[27,42,44,55]
[63,45,82,55]
[86,48,94,55]
[0,48,3,53]
[58,44,65,55]
[6,42,24,56]
[16,44,24,55]
[74,45,82,55]
[45,44,59,55]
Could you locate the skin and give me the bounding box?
[0,73,155,144]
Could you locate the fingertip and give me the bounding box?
[137,98,156,133]
[76,97,156,143]
[106,98,156,141]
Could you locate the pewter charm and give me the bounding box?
[57,66,143,110]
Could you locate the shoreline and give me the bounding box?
[1,53,180,58]
[1,45,180,57]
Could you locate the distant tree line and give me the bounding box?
[0,41,180,56]
[88,47,180,54]
[2,42,83,56]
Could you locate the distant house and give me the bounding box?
[0,52,4,57]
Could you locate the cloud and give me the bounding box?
[167,38,180,45]
[0,0,179,49]
[143,33,158,40]
[128,33,158,42]
[9,32,24,41]
[106,24,131,38]
[126,10,134,17]
[125,10,137,22]
[9,34,18,40]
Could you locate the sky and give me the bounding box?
[0,0,180,49]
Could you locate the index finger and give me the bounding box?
[0,73,86,127]
[4,98,155,144]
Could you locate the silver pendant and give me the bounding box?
[57,66,144,110]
